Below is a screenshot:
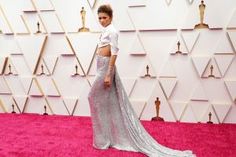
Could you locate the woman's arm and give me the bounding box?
[104,55,117,88]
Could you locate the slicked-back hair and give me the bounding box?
[97,4,113,18]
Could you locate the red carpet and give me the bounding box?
[0,113,235,157]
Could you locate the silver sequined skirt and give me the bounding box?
[88,55,196,157]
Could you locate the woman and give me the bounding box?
[88,4,196,157]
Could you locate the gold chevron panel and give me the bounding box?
[0,6,13,34]
[67,33,99,74]
[0,76,11,94]
[16,35,47,74]
[0,35,22,55]
[32,0,55,11]
[13,95,28,113]
[212,103,231,123]
[39,11,64,33]
[0,1,29,34]
[10,55,32,76]
[22,12,47,34]
[45,97,69,115]
[3,57,18,75]
[0,57,7,74]
[63,97,78,115]
[36,76,60,97]
[23,96,52,114]
[0,97,6,112]
[28,78,44,96]
[129,34,146,55]
[42,56,58,75]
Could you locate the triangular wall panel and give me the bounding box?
[224,80,236,102]
[186,0,194,5]
[159,78,177,99]
[32,0,55,11]
[17,35,47,74]
[223,105,236,123]
[43,34,74,56]
[39,12,64,33]
[214,54,235,77]
[22,13,47,34]
[170,101,188,121]
[227,31,236,52]
[114,6,136,31]
[0,6,13,34]
[36,76,60,96]
[86,76,96,87]
[22,0,36,12]
[67,33,99,74]
[23,97,52,114]
[191,56,211,77]
[159,61,176,78]
[43,56,58,75]
[190,101,211,122]
[19,76,33,94]
[130,100,146,119]
[139,57,156,78]
[46,97,69,115]
[227,9,236,29]
[52,56,86,96]
[180,104,197,123]
[87,0,96,8]
[10,55,32,76]
[50,1,100,32]
[190,82,208,101]
[165,0,173,6]
[28,78,44,96]
[170,37,188,55]
[0,95,20,113]
[0,76,11,94]
[35,59,51,76]
[142,81,176,121]
[202,58,221,78]
[214,32,234,54]
[212,103,231,123]
[87,55,96,76]
[0,1,29,34]
[201,105,219,124]
[3,57,18,75]
[129,78,157,102]
[129,34,146,55]
[13,96,28,113]
[0,35,21,55]
[121,78,137,97]
[63,97,78,115]
[73,80,91,116]
[0,57,7,74]
[181,31,200,53]
[4,75,26,95]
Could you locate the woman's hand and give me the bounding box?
[104,75,111,88]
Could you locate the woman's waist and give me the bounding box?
[97,45,111,57]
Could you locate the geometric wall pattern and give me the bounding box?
[0,0,236,123]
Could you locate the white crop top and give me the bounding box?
[98,24,119,55]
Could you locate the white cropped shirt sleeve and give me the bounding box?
[109,31,119,55]
[98,24,119,55]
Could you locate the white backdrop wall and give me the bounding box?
[0,0,236,123]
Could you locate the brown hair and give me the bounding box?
[97,4,113,18]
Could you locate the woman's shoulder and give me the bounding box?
[107,24,118,34]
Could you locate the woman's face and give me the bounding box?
[98,12,112,27]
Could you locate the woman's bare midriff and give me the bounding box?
[97,45,111,56]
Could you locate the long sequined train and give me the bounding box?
[88,55,196,157]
